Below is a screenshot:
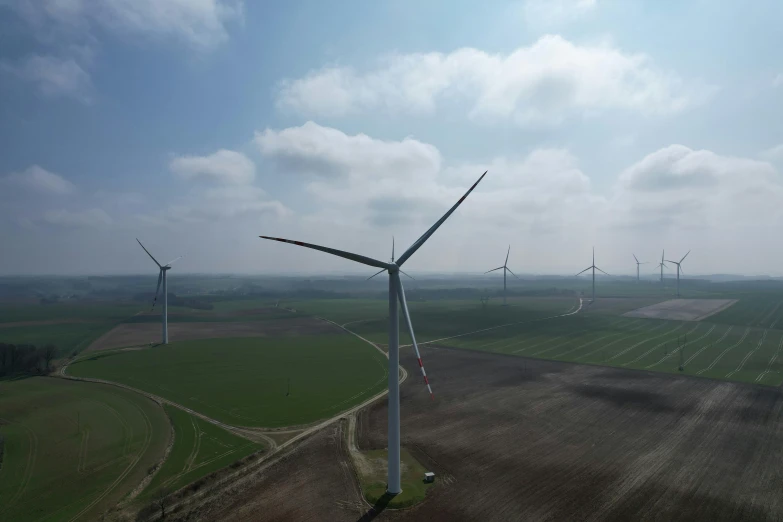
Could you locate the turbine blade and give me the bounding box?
[136,238,161,268]
[665,260,677,265]
[633,253,639,263]
[259,236,390,269]
[366,268,386,281]
[395,274,434,399]
[595,266,610,276]
[164,256,183,267]
[396,170,488,267]
[575,267,591,276]
[506,267,520,279]
[505,245,510,267]
[151,270,163,311]
[485,266,504,274]
[680,250,690,263]
[391,236,395,262]
[400,269,416,280]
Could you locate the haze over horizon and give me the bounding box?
[1,1,782,277]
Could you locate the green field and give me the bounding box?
[67,334,388,428]
[0,377,169,522]
[142,405,262,498]
[426,308,783,386]
[289,297,580,345]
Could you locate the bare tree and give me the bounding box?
[42,344,57,372]
[155,487,169,520]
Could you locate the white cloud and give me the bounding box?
[761,144,783,163]
[42,208,113,228]
[256,121,441,181]
[256,122,600,244]
[170,149,256,185]
[165,186,290,224]
[773,73,783,88]
[612,145,783,234]
[2,0,242,102]
[2,165,76,194]
[1,55,92,103]
[276,35,711,126]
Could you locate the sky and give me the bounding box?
[1,0,782,277]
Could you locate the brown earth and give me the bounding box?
[624,298,739,321]
[86,317,341,351]
[151,346,783,521]
[581,297,666,315]
[161,422,367,522]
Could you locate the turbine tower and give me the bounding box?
[136,239,182,345]
[484,246,518,306]
[654,249,667,285]
[260,170,488,495]
[665,250,690,298]
[576,247,609,303]
[633,254,649,282]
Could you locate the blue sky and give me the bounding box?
[1,0,782,276]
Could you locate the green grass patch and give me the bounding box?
[0,377,169,522]
[0,303,140,324]
[358,448,434,509]
[142,405,262,498]
[68,334,388,428]
[0,322,117,355]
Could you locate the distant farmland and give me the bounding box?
[67,334,389,428]
[287,296,783,387]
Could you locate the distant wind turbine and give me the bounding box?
[576,247,609,302]
[484,246,518,306]
[633,254,649,283]
[665,250,690,298]
[654,249,667,285]
[136,239,183,345]
[259,170,488,495]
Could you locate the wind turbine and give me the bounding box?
[260,170,487,495]
[665,250,690,298]
[136,239,182,345]
[484,246,518,306]
[653,249,668,285]
[576,247,609,303]
[633,254,649,283]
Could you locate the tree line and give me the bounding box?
[0,343,57,377]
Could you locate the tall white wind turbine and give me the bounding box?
[576,247,609,303]
[260,171,488,495]
[654,249,668,285]
[136,239,182,345]
[665,250,690,298]
[633,254,649,283]
[484,245,519,306]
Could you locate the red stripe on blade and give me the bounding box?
[417,358,423,367]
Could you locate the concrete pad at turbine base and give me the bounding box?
[623,299,738,321]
